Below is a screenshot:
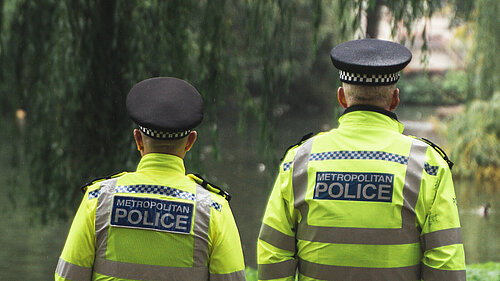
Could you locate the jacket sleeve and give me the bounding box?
[208,198,247,280]
[55,189,97,281]
[257,158,298,281]
[420,162,466,281]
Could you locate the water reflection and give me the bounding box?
[455,180,500,264]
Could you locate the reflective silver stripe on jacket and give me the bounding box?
[193,184,211,268]
[93,179,211,279]
[258,259,297,280]
[91,183,223,212]
[422,264,466,281]
[259,223,296,252]
[94,178,117,266]
[210,270,247,281]
[293,138,427,245]
[55,258,92,281]
[299,258,420,281]
[421,227,462,252]
[292,138,314,225]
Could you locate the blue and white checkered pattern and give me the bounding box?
[424,163,438,176]
[282,151,407,171]
[282,150,439,177]
[89,184,222,211]
[309,151,409,165]
[211,202,222,212]
[282,161,293,171]
[88,189,101,199]
[115,185,196,201]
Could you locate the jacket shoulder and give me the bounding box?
[187,174,231,202]
[410,136,454,170]
[281,132,315,162]
[80,171,128,193]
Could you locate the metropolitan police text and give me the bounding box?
[111,196,194,234]
[314,171,395,202]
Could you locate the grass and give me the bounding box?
[467,262,500,281]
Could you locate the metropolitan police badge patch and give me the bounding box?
[314,172,394,202]
[110,196,194,234]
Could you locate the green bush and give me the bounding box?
[467,262,500,281]
[398,71,467,105]
[447,93,500,181]
[245,267,258,281]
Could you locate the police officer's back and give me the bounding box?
[56,77,246,280]
[257,39,466,281]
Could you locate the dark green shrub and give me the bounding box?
[398,70,467,105]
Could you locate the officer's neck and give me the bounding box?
[342,104,398,121]
[141,150,186,159]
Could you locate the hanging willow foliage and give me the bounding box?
[1,0,442,221]
[2,0,325,221]
[468,0,500,100]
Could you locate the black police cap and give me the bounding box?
[126,77,204,140]
[330,39,412,86]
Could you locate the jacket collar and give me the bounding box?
[136,153,186,175]
[339,104,404,133]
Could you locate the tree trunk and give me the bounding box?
[366,0,384,38]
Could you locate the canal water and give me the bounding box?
[0,105,498,280]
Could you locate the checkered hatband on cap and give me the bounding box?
[139,125,191,140]
[339,70,400,85]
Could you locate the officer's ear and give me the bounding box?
[389,88,400,111]
[184,131,197,152]
[337,87,348,108]
[133,129,145,155]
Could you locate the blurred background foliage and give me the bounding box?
[445,0,500,183]
[447,94,500,181]
[398,70,468,105]
[0,0,498,222]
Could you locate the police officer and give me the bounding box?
[56,77,246,280]
[257,39,466,280]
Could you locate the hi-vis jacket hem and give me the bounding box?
[299,259,420,281]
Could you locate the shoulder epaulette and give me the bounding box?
[188,174,231,202]
[416,137,454,170]
[80,172,127,194]
[280,132,314,161]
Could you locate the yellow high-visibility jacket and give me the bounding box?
[56,153,246,281]
[258,106,466,281]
